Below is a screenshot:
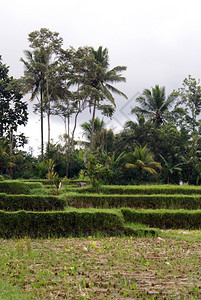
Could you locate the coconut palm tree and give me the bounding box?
[132,85,175,125]
[125,145,162,182]
[20,49,47,160]
[89,46,127,150]
[81,117,105,141]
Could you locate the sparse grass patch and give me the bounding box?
[0,237,200,299]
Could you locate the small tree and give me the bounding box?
[86,154,112,189]
[125,146,162,182]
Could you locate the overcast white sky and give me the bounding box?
[1,0,201,155]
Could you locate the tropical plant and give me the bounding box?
[89,46,127,150]
[20,49,47,160]
[100,151,125,184]
[81,117,105,141]
[132,85,175,125]
[125,146,162,182]
[86,154,112,188]
[171,75,201,134]
[0,139,22,178]
[28,28,63,147]
[0,56,28,145]
[159,154,183,184]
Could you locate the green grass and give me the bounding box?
[161,229,201,242]
[64,192,201,209]
[121,208,201,229]
[0,278,32,299]
[74,184,201,195]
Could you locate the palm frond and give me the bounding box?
[105,84,127,99]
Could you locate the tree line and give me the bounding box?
[1,28,201,185]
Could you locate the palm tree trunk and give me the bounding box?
[9,127,14,179]
[90,99,97,151]
[71,109,80,151]
[40,87,44,161]
[66,115,70,178]
[138,167,142,183]
[46,59,51,154]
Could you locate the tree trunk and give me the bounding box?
[9,127,13,179]
[40,88,44,161]
[46,59,51,154]
[90,99,97,151]
[66,115,70,178]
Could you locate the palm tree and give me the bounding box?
[81,117,105,141]
[20,49,47,160]
[89,46,127,150]
[132,85,175,125]
[159,154,183,184]
[125,145,162,182]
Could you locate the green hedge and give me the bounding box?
[76,185,201,195]
[121,208,201,229]
[0,210,124,238]
[0,181,43,194]
[65,193,201,209]
[0,193,66,211]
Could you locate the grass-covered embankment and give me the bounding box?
[121,208,201,229]
[0,193,65,211]
[0,209,126,238]
[65,192,201,209]
[0,180,43,194]
[74,184,201,195]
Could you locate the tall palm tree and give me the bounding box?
[20,49,47,160]
[81,117,105,141]
[132,85,175,125]
[89,46,127,150]
[125,145,162,182]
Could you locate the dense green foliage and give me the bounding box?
[1,28,201,186]
[0,56,28,141]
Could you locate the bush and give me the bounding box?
[0,181,42,194]
[0,210,124,238]
[121,208,201,229]
[0,193,66,211]
[0,175,4,181]
[65,193,201,209]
